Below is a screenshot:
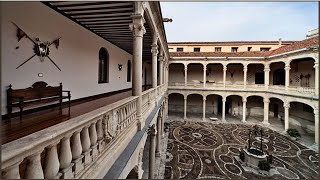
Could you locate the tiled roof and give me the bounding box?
[170,51,269,58]
[268,36,318,56]
[168,41,296,45]
[170,36,318,58]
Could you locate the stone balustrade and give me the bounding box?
[1,96,140,179]
[168,83,317,98]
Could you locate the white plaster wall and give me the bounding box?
[1,2,132,114]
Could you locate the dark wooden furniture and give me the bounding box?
[7,81,71,120]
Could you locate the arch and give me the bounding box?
[246,96,264,122]
[127,60,131,82]
[168,93,184,117]
[187,93,203,98]
[226,94,243,118]
[289,57,315,88]
[169,63,184,85]
[269,61,285,85]
[205,94,223,117]
[186,94,203,119]
[288,98,315,109]
[288,101,315,143]
[126,166,139,179]
[246,94,264,99]
[98,47,109,83]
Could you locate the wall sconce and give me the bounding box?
[118,64,123,71]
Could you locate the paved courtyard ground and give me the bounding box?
[163,120,319,179]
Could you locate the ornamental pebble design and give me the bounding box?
[164,121,319,179]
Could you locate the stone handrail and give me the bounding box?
[1,96,138,179]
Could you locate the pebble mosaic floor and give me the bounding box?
[163,121,319,179]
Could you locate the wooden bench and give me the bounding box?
[7,81,71,120]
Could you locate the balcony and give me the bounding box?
[1,85,166,179]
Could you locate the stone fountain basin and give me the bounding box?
[243,147,267,168]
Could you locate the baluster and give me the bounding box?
[89,122,98,160]
[2,160,22,179]
[71,131,84,176]
[96,119,104,152]
[44,142,61,179]
[59,136,73,179]
[81,126,92,166]
[25,150,44,179]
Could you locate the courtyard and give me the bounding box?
[162,120,319,179]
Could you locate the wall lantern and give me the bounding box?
[118,64,123,71]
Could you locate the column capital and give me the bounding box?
[223,65,227,71]
[263,98,270,103]
[203,97,206,101]
[184,96,187,100]
[151,44,158,55]
[284,102,290,108]
[243,63,248,69]
[243,67,248,72]
[203,64,207,70]
[184,66,188,71]
[284,66,291,71]
[314,62,319,68]
[129,14,146,37]
[222,97,226,102]
[147,124,157,136]
[242,98,247,103]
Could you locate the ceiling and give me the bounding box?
[44,1,153,61]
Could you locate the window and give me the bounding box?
[194,47,200,52]
[248,47,252,51]
[98,47,109,83]
[177,47,184,52]
[215,47,222,52]
[260,47,271,51]
[127,60,131,82]
[231,47,238,52]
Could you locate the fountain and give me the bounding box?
[236,125,273,176]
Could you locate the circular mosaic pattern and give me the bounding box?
[164,121,319,179]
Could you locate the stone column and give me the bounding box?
[155,116,161,157]
[151,33,158,88]
[314,110,319,144]
[284,102,290,131]
[242,97,247,122]
[263,98,270,125]
[203,97,206,120]
[285,63,291,91]
[314,62,318,95]
[184,96,187,120]
[222,97,226,122]
[159,59,163,86]
[148,124,157,179]
[59,135,73,179]
[184,64,188,87]
[223,64,227,88]
[243,64,248,89]
[264,63,270,89]
[130,13,146,130]
[203,64,207,88]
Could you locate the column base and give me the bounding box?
[60,163,74,179]
[72,155,84,176]
[262,121,270,126]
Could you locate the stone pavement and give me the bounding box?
[161,119,319,179]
